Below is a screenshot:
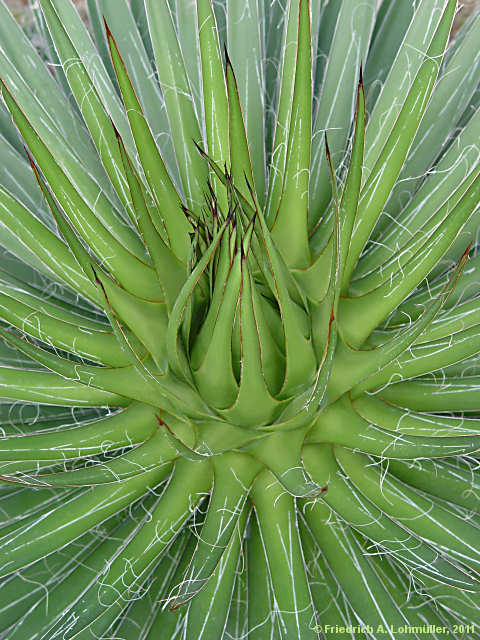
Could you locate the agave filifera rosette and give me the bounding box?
[0,0,479,637]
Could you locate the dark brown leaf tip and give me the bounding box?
[324,132,331,158]
[103,17,113,39]
[25,147,37,172]
[91,265,105,292]
[193,139,207,158]
[224,43,232,70]
[111,118,121,141]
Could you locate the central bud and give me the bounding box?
[170,177,327,431]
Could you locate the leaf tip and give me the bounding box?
[103,16,113,39]
[224,43,232,71]
[324,132,331,160]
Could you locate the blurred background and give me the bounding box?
[7,0,87,24]
[4,0,480,38]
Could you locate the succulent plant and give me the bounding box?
[0,0,479,638]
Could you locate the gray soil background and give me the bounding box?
[4,0,480,39]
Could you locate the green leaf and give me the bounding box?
[217,266,283,426]
[303,444,480,591]
[0,367,128,407]
[387,458,480,513]
[364,0,416,110]
[92,268,168,370]
[291,236,332,303]
[197,0,229,212]
[3,432,176,488]
[85,0,118,88]
[339,73,366,291]
[339,172,480,346]
[0,466,166,577]
[193,252,241,409]
[389,251,480,327]
[0,133,49,218]
[360,325,480,393]
[350,165,480,298]
[170,452,259,606]
[4,492,161,639]
[224,49,261,222]
[382,10,480,229]
[309,0,375,232]
[254,204,317,397]
[38,0,138,228]
[0,82,161,302]
[145,0,208,210]
[106,25,191,262]
[378,376,480,412]
[308,395,480,459]
[98,0,175,168]
[363,0,449,175]
[246,511,281,639]
[355,106,480,278]
[344,0,457,285]
[249,426,319,497]
[353,393,480,437]
[226,0,266,205]
[42,458,211,639]
[265,0,299,223]
[184,505,249,639]
[0,325,207,418]
[336,446,480,576]
[0,519,117,633]
[271,0,311,269]
[251,470,318,640]
[302,498,416,638]
[99,528,190,639]
[116,131,187,309]
[0,186,99,305]
[0,0,117,200]
[167,218,229,381]
[329,249,466,399]
[175,0,202,114]
[0,403,155,463]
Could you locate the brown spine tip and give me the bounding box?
[207,179,215,199]
[224,44,232,70]
[324,132,331,158]
[111,120,121,140]
[462,240,473,260]
[193,139,207,158]
[103,17,113,39]
[244,171,252,192]
[226,204,237,225]
[359,64,364,87]
[169,600,185,612]
[91,265,100,285]
[25,147,36,171]
[91,266,108,303]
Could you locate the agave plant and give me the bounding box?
[0,0,479,637]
